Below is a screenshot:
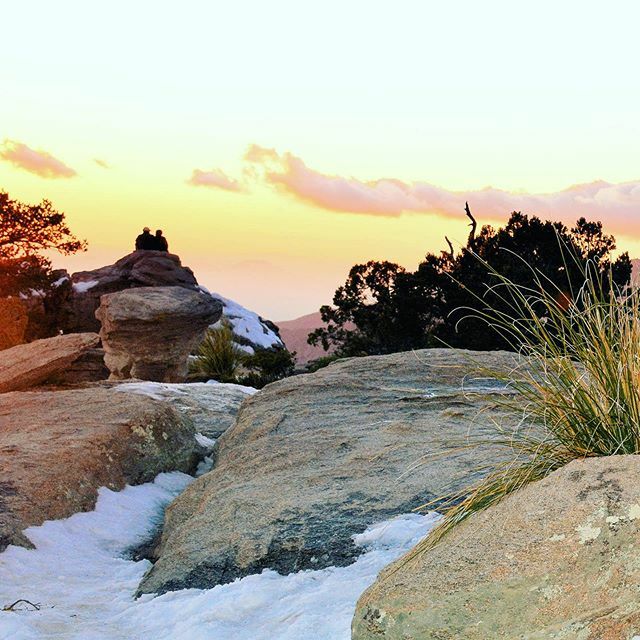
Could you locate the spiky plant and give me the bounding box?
[189,322,247,383]
[409,245,639,558]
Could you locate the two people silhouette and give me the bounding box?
[135,227,169,252]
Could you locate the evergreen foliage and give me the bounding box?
[309,212,631,355]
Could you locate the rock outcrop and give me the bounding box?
[0,297,28,350]
[0,388,200,552]
[352,455,640,640]
[115,381,256,439]
[0,332,100,393]
[138,348,521,595]
[96,286,221,382]
[62,251,200,333]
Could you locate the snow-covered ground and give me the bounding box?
[0,472,439,640]
[200,287,283,354]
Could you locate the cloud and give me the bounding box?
[187,168,244,192]
[93,158,110,169]
[0,139,76,178]
[244,145,640,236]
[243,144,280,164]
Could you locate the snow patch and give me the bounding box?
[0,475,440,640]
[208,292,283,353]
[205,379,258,395]
[115,380,257,401]
[194,432,216,449]
[72,280,99,293]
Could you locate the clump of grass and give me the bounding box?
[189,322,248,383]
[410,246,640,557]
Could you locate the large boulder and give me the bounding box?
[96,286,222,382]
[62,251,200,333]
[352,455,640,640]
[0,297,28,350]
[0,388,200,552]
[0,332,100,393]
[59,252,283,356]
[138,348,521,595]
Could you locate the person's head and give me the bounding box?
[143,226,151,233]
[155,229,163,237]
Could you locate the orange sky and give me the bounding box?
[3,1,640,319]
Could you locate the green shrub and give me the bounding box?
[238,347,296,388]
[407,247,640,562]
[189,323,248,383]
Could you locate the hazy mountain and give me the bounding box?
[277,312,331,365]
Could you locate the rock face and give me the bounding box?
[352,455,640,640]
[0,332,100,393]
[96,286,222,382]
[0,388,200,552]
[63,251,200,333]
[0,297,28,350]
[138,348,521,595]
[115,381,256,439]
[43,348,110,385]
[49,250,283,355]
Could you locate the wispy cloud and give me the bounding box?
[243,145,640,235]
[187,168,244,192]
[0,139,76,178]
[93,158,110,169]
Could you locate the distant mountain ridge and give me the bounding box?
[276,312,329,364]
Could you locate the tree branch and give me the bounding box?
[444,236,454,260]
[465,201,477,245]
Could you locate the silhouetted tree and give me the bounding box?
[310,210,632,355]
[0,191,86,296]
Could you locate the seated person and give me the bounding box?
[155,229,169,252]
[135,227,156,250]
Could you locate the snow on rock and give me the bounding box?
[200,287,283,354]
[115,380,256,440]
[72,280,99,294]
[0,472,440,640]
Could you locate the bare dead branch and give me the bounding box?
[465,201,477,245]
[3,599,41,612]
[444,236,454,260]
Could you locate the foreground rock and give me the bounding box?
[96,286,221,382]
[138,348,520,595]
[353,455,640,640]
[0,388,200,552]
[115,381,256,439]
[0,332,100,393]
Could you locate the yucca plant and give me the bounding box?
[189,322,248,383]
[408,243,639,559]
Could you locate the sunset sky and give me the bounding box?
[3,1,640,319]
